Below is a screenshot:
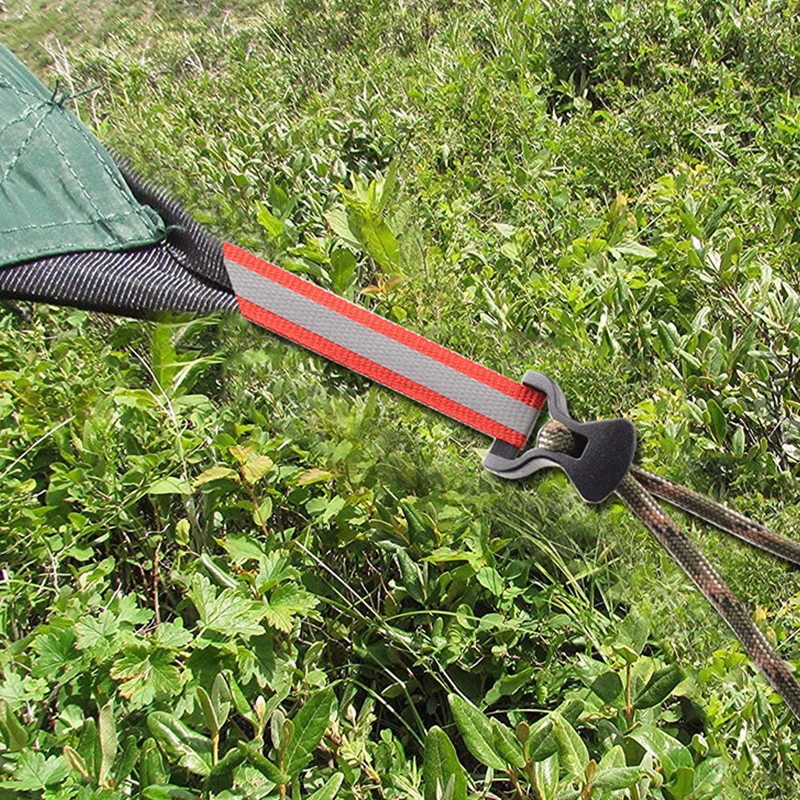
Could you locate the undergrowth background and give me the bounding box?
[2,0,800,797]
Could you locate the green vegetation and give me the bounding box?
[2,0,800,797]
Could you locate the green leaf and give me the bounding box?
[593,766,644,791]
[197,686,219,735]
[634,665,683,709]
[692,758,728,800]
[667,766,695,800]
[490,718,524,769]
[703,197,733,239]
[237,741,288,783]
[706,398,728,444]
[147,476,191,495]
[5,751,68,791]
[188,574,266,639]
[242,454,274,484]
[98,701,117,786]
[264,583,319,633]
[140,738,168,788]
[448,694,506,770]
[626,725,692,779]
[257,202,285,240]
[192,465,239,487]
[307,772,345,800]
[423,726,467,800]
[590,671,623,703]
[147,712,212,776]
[533,752,559,800]
[720,235,742,274]
[142,785,197,800]
[527,718,557,762]
[283,687,334,774]
[331,249,357,296]
[551,712,588,780]
[114,734,140,785]
[63,746,91,780]
[598,745,626,771]
[111,646,183,708]
[31,628,81,681]
[211,673,232,729]
[325,206,361,249]
[613,241,657,259]
[0,699,27,750]
[732,426,746,457]
[483,666,535,706]
[75,610,120,661]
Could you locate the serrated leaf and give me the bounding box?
[264,583,319,633]
[283,687,334,774]
[153,620,193,650]
[448,694,505,770]
[423,727,467,800]
[111,646,183,708]
[188,574,266,639]
[6,751,68,791]
[31,629,81,681]
[75,610,120,661]
[634,665,683,709]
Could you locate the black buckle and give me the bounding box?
[483,371,636,503]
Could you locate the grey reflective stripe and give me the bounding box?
[226,258,539,441]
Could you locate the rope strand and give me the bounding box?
[537,419,800,720]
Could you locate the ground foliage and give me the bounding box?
[2,0,800,797]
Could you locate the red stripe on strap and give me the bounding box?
[237,296,529,448]
[224,242,545,411]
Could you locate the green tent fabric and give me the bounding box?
[0,44,236,316]
[0,43,165,268]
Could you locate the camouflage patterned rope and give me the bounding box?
[630,465,800,566]
[537,419,800,720]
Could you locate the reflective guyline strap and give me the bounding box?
[223,242,544,449]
